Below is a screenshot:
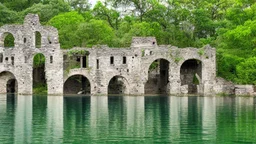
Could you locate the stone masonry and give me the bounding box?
[0,14,224,96]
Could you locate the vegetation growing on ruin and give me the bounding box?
[67,49,89,57]
[1,0,256,84]
[149,61,158,71]
[33,82,47,94]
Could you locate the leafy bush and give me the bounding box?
[235,57,256,84]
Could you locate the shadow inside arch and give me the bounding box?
[0,71,18,94]
[108,75,129,95]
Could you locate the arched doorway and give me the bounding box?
[33,53,47,94]
[180,59,202,94]
[145,59,170,94]
[108,76,129,95]
[64,75,91,95]
[0,71,18,93]
[7,79,17,93]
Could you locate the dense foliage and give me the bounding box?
[0,0,256,84]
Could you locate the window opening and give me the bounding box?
[82,56,87,68]
[110,56,114,64]
[25,56,28,63]
[123,56,127,64]
[4,33,15,48]
[35,31,42,48]
[97,59,99,69]
[50,56,53,63]
[11,57,14,65]
[0,53,3,63]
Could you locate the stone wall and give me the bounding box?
[0,14,242,96]
[0,14,63,95]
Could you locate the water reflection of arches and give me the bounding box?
[180,59,202,94]
[64,75,91,95]
[145,58,170,94]
[0,71,18,93]
[108,76,129,95]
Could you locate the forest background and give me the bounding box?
[0,0,256,85]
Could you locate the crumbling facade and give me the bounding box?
[0,14,223,96]
[0,14,63,95]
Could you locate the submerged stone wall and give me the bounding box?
[0,14,232,96]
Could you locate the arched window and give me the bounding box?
[3,33,15,48]
[35,31,42,48]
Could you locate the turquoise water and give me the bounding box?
[0,94,256,143]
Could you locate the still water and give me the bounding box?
[0,94,256,143]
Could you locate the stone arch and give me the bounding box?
[64,74,91,95]
[0,71,18,93]
[0,32,15,48]
[108,75,129,95]
[144,56,172,74]
[179,59,202,94]
[144,58,170,94]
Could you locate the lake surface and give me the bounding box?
[0,94,256,143]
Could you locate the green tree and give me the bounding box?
[65,0,91,12]
[48,11,85,48]
[0,0,41,11]
[217,52,244,81]
[0,4,21,26]
[236,57,256,84]
[21,0,70,23]
[93,1,120,29]
[76,19,116,47]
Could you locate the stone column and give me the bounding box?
[17,71,33,95]
[201,48,216,95]
[0,76,7,93]
[130,82,144,95]
[46,50,63,95]
[169,64,180,94]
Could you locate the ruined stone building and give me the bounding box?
[0,14,235,96]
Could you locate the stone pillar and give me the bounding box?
[201,48,216,95]
[0,77,7,93]
[46,50,63,95]
[169,64,180,94]
[17,71,33,95]
[130,82,144,95]
[93,70,108,95]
